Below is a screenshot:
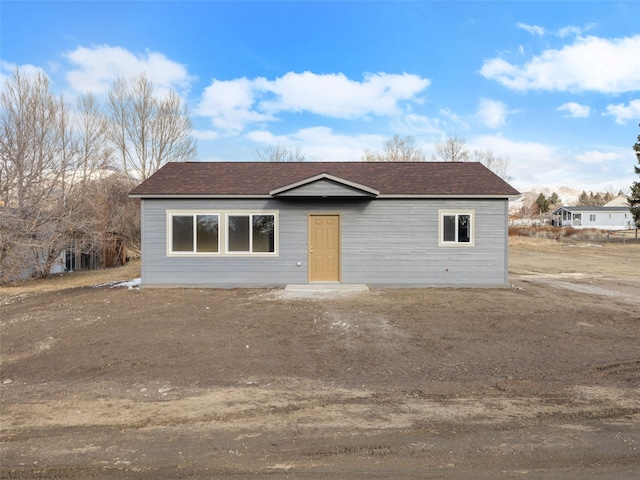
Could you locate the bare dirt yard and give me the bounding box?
[1,238,639,479]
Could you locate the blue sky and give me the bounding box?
[2,1,639,193]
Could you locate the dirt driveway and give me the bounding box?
[1,239,639,479]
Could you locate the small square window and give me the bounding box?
[440,211,474,246]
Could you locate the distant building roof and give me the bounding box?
[552,206,630,213]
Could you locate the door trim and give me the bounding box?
[308,213,341,283]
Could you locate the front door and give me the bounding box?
[309,214,340,282]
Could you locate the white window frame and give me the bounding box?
[225,213,277,255]
[166,210,278,257]
[438,210,475,247]
[168,212,220,255]
[589,214,596,222]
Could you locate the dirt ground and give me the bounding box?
[1,238,639,479]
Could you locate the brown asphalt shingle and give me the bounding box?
[129,161,520,197]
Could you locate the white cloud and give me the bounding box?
[604,99,640,124]
[197,71,430,134]
[575,150,620,165]
[259,72,429,118]
[438,108,469,130]
[480,35,640,93]
[476,98,509,128]
[557,23,596,38]
[294,127,384,161]
[471,134,564,187]
[472,134,636,192]
[0,60,48,85]
[246,130,281,145]
[393,113,444,136]
[64,45,193,96]
[197,77,274,133]
[557,102,590,118]
[247,126,382,162]
[517,22,545,36]
[191,129,220,141]
[515,22,595,38]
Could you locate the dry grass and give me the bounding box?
[508,235,558,248]
[509,225,639,245]
[0,259,141,299]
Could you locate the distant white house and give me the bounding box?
[551,206,634,230]
[603,194,631,207]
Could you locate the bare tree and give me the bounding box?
[471,148,512,181]
[631,123,640,227]
[88,171,141,254]
[77,93,112,179]
[363,134,426,162]
[518,195,537,218]
[1,69,59,212]
[106,73,196,180]
[1,68,194,281]
[431,135,469,162]
[254,144,306,162]
[431,136,512,181]
[0,69,119,281]
[0,69,74,279]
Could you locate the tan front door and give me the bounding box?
[308,214,340,282]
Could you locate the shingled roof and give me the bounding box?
[129,161,520,198]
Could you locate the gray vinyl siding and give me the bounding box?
[140,198,509,287]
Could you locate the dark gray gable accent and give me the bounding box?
[270,173,379,198]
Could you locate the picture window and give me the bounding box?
[171,214,219,253]
[227,214,275,253]
[167,211,277,256]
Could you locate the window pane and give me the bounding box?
[228,215,250,251]
[457,215,471,243]
[172,216,193,252]
[443,215,456,242]
[252,215,275,252]
[196,215,218,252]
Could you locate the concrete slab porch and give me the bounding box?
[285,284,370,293]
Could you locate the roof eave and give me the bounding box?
[129,194,273,199]
[378,194,519,199]
[130,193,518,200]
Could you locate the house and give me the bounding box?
[551,205,634,230]
[604,194,631,207]
[129,162,520,288]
